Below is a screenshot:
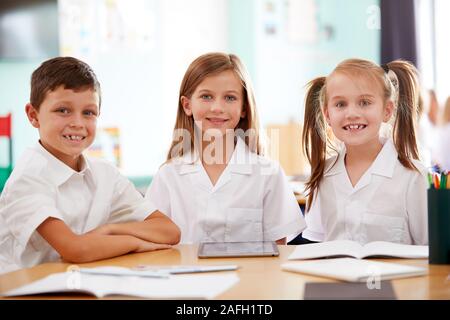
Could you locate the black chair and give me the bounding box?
[288,233,318,245]
[288,204,318,245]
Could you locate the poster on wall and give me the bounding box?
[286,0,319,44]
[58,0,156,62]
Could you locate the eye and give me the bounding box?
[83,110,97,117]
[225,95,237,102]
[360,99,371,107]
[200,94,212,100]
[335,101,346,108]
[56,107,70,114]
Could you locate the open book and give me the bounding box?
[282,258,427,282]
[2,266,239,299]
[288,240,428,260]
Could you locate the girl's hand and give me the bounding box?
[134,239,172,253]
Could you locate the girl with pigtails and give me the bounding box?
[301,59,428,245]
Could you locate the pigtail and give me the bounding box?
[302,77,327,211]
[385,60,420,170]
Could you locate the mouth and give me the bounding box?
[206,117,229,125]
[62,135,86,142]
[342,124,367,131]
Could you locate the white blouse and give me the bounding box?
[303,139,428,245]
[146,138,306,244]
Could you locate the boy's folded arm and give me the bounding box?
[36,217,168,263]
[106,211,181,245]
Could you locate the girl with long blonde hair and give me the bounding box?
[146,52,305,244]
[301,58,428,245]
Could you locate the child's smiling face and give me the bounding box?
[181,70,246,137]
[26,86,99,170]
[324,72,393,148]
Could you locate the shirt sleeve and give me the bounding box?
[406,170,428,245]
[0,174,64,252]
[262,164,306,241]
[108,171,157,223]
[302,189,326,242]
[144,168,172,218]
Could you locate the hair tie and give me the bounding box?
[381,64,389,74]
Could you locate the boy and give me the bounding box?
[0,57,180,274]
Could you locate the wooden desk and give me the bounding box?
[0,245,449,299]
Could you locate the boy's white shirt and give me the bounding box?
[303,138,428,245]
[0,142,157,274]
[145,137,306,244]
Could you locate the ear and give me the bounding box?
[240,106,247,119]
[180,96,192,116]
[25,103,40,128]
[323,106,331,125]
[383,100,394,122]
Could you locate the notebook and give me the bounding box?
[288,240,428,260]
[2,269,239,299]
[282,258,427,282]
[303,281,397,300]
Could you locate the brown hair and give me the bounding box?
[166,52,261,161]
[302,58,421,211]
[30,56,101,110]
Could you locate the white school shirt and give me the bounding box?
[302,138,428,245]
[0,142,156,274]
[145,138,306,244]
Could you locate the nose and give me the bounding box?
[345,104,361,120]
[69,114,84,128]
[210,100,224,113]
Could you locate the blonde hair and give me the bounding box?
[166,52,262,161]
[302,59,421,211]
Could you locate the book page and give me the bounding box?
[3,271,240,299]
[288,240,364,260]
[282,258,427,282]
[2,273,100,297]
[362,242,428,259]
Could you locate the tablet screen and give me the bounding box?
[198,241,279,258]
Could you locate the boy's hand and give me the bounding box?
[134,239,172,253]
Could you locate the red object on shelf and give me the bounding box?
[0,113,11,137]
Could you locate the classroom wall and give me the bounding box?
[253,0,380,127]
[228,0,255,77]
[157,0,228,173]
[0,60,40,166]
[0,0,380,176]
[0,0,229,176]
[59,0,228,176]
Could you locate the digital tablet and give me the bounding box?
[198,241,279,258]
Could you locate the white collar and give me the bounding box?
[324,138,397,179]
[176,137,253,175]
[34,141,92,186]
